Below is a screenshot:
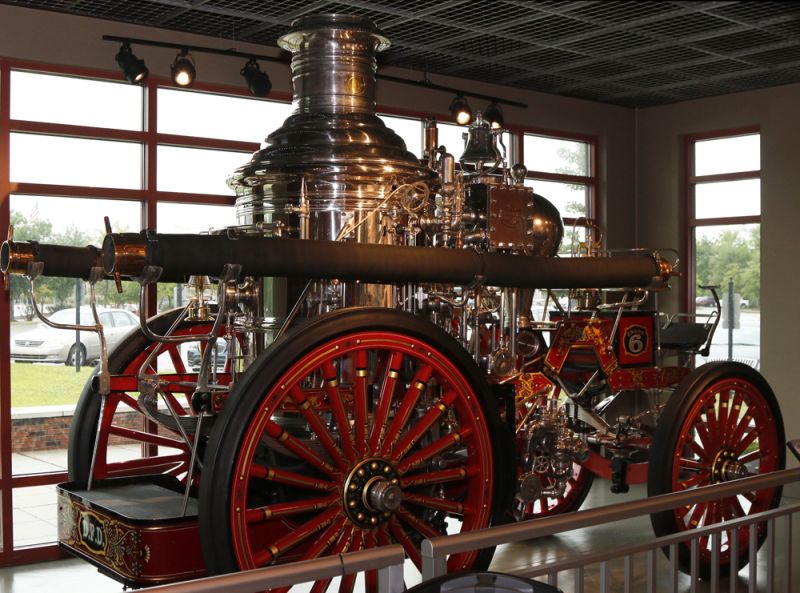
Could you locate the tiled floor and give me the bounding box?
[10,445,141,547]
[2,476,798,593]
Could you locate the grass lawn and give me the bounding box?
[11,363,93,408]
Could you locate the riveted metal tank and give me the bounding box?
[229,13,433,245]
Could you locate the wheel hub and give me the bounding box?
[343,458,401,528]
[712,449,748,483]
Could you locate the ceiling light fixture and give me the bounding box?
[484,101,504,129]
[115,42,148,84]
[171,50,196,87]
[102,36,529,112]
[241,58,272,97]
[449,94,472,125]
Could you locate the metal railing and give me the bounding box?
[133,545,405,593]
[422,467,800,593]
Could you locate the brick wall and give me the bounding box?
[12,411,142,452]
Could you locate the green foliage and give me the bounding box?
[696,226,760,307]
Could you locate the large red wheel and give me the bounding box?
[199,308,511,591]
[648,361,784,578]
[68,310,231,483]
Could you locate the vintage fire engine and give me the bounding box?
[1,13,784,591]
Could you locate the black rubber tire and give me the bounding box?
[199,307,513,578]
[68,309,186,481]
[648,361,785,579]
[65,343,87,368]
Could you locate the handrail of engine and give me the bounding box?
[134,545,405,593]
[421,465,800,579]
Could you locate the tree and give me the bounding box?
[695,226,760,307]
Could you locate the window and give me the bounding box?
[1,64,274,560]
[157,87,292,143]
[10,70,143,131]
[379,113,423,157]
[523,134,591,218]
[688,130,760,366]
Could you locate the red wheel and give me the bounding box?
[68,310,234,483]
[200,309,510,591]
[648,362,784,578]
[512,382,593,520]
[513,462,593,520]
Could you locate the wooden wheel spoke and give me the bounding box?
[368,351,404,453]
[252,507,340,566]
[246,494,339,524]
[703,402,719,447]
[717,392,730,445]
[353,350,369,457]
[725,393,744,440]
[250,464,337,491]
[686,502,707,528]
[391,390,458,462]
[722,496,747,520]
[397,506,443,540]
[336,531,364,593]
[299,516,348,560]
[379,364,433,455]
[404,492,464,515]
[289,386,349,472]
[400,466,468,488]
[363,531,378,593]
[397,428,472,474]
[265,420,338,476]
[161,389,190,416]
[166,343,187,375]
[323,361,356,461]
[309,526,355,593]
[388,518,422,568]
[693,420,714,451]
[685,438,708,461]
[118,392,142,412]
[679,457,708,471]
[734,429,760,456]
[679,472,710,490]
[729,412,755,447]
[738,450,766,465]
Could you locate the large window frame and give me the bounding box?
[0,57,292,566]
[684,126,761,313]
[0,58,599,566]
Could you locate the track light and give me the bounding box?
[484,101,504,129]
[241,58,272,97]
[115,42,148,84]
[449,94,472,125]
[171,50,196,87]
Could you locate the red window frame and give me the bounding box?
[682,126,760,313]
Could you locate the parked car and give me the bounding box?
[186,339,228,371]
[694,295,716,307]
[10,307,139,366]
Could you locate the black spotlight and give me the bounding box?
[171,50,196,87]
[115,42,148,84]
[484,101,504,129]
[241,58,272,97]
[449,93,472,125]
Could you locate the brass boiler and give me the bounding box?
[228,14,433,307]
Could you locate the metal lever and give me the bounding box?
[104,217,123,293]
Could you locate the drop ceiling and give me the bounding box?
[2,0,800,107]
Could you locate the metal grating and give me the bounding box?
[1,0,799,107]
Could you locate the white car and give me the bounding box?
[10,307,139,366]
